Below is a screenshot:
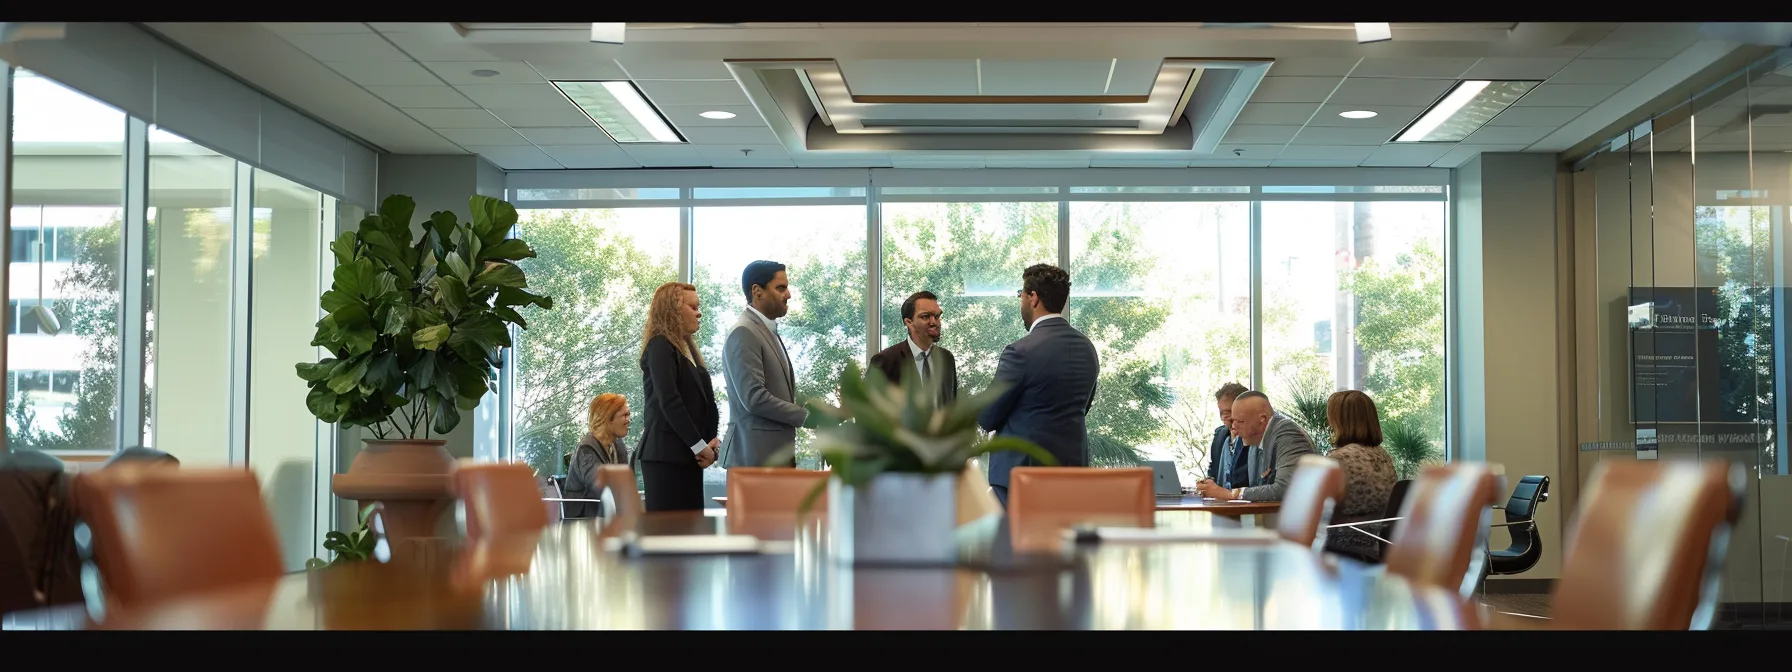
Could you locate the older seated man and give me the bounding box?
[1194,391,1315,502]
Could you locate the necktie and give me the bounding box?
[920,349,932,383]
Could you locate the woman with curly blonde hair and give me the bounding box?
[561,393,631,519]
[635,282,720,511]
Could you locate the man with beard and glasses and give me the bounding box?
[869,290,959,408]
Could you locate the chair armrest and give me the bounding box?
[1489,520,1536,530]
[1481,609,1552,630]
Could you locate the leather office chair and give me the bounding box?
[1485,475,1550,578]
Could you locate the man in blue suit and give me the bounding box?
[1202,382,1251,490]
[978,264,1101,509]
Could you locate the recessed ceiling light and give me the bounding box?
[550,80,685,143]
[699,110,737,120]
[471,69,501,78]
[1355,22,1392,44]
[1339,110,1378,119]
[1395,80,1541,143]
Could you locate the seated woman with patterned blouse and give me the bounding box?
[1321,390,1399,562]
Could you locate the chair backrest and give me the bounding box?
[1008,467,1155,532]
[1385,463,1500,594]
[597,465,644,518]
[725,467,829,536]
[453,462,550,541]
[0,503,37,613]
[1550,459,1743,630]
[71,467,284,609]
[1276,455,1345,549]
[1503,475,1550,522]
[957,458,1002,526]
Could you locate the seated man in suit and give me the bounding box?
[977,264,1101,509]
[1194,391,1314,502]
[868,291,958,407]
[1201,382,1250,490]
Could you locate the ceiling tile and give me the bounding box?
[530,60,630,81]
[1578,39,1695,59]
[1546,58,1665,85]
[1328,78,1456,107]
[1359,143,1457,167]
[619,144,709,167]
[679,126,782,145]
[1223,125,1300,144]
[538,145,640,169]
[1305,104,1425,129]
[837,60,980,96]
[1269,159,1366,167]
[1249,77,1344,104]
[1290,126,1398,146]
[1462,58,1573,81]
[1486,106,1588,127]
[488,106,594,128]
[1233,102,1321,126]
[436,128,531,146]
[424,61,545,86]
[365,22,438,33]
[383,32,503,62]
[980,60,1125,96]
[1186,159,1272,167]
[1275,145,1378,161]
[365,85,476,108]
[261,22,372,35]
[1431,144,1531,168]
[986,155,1093,168]
[707,158,797,169]
[403,108,507,128]
[1461,126,1554,145]
[280,33,413,62]
[1211,144,1285,160]
[325,61,441,87]
[1350,57,1480,80]
[889,154,987,169]
[1089,158,1194,168]
[660,104,766,128]
[463,145,562,170]
[615,58,736,80]
[797,157,896,168]
[456,83,570,108]
[1515,84,1624,107]
[1602,23,1700,42]
[636,80,752,107]
[1263,58,1360,78]
[694,144,790,162]
[515,127,612,145]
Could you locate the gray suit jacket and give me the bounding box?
[1240,412,1317,502]
[720,310,806,468]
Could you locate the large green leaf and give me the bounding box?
[447,312,511,359]
[329,231,358,267]
[327,355,369,395]
[469,194,518,247]
[436,275,469,319]
[296,360,336,383]
[431,395,462,435]
[495,286,553,310]
[413,324,451,351]
[306,387,344,423]
[332,258,378,299]
[378,194,416,236]
[478,239,537,263]
[471,262,526,290]
[441,247,472,282]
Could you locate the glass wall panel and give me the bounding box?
[6,69,125,453]
[1259,200,1448,477]
[248,169,325,571]
[510,207,680,478]
[144,127,234,465]
[1067,201,1250,479]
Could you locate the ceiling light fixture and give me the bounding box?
[1339,110,1379,119]
[1355,22,1392,44]
[699,110,737,120]
[1395,80,1541,143]
[589,23,626,45]
[550,80,684,143]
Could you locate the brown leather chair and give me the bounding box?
[453,462,550,541]
[1276,455,1345,550]
[1526,459,1744,630]
[725,467,830,537]
[957,458,1002,526]
[71,467,284,610]
[597,465,644,518]
[1384,462,1500,596]
[1008,467,1154,551]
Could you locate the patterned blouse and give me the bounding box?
[1323,442,1399,562]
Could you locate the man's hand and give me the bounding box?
[1195,480,1231,500]
[696,439,720,468]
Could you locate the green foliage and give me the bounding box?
[1342,237,1446,446]
[295,194,554,439]
[1283,368,1334,455]
[1382,417,1437,480]
[784,361,1057,515]
[306,503,382,570]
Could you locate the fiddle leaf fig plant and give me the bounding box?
[295,194,553,439]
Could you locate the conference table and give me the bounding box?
[6,508,1472,631]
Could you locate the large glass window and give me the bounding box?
[693,204,867,474]
[1067,201,1251,478]
[511,207,680,477]
[6,69,125,453]
[1259,200,1447,477]
[145,128,235,465]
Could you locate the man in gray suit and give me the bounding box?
[977,264,1101,509]
[721,260,810,469]
[1195,391,1315,502]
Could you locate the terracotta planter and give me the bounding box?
[331,440,457,549]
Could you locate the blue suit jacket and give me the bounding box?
[978,317,1101,488]
[1207,425,1249,489]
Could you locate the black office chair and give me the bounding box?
[1485,475,1550,578]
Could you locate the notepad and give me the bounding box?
[1228,499,1251,503]
[607,534,763,556]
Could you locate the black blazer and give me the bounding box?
[637,335,720,465]
[868,339,959,406]
[977,318,1101,488]
[1207,425,1249,489]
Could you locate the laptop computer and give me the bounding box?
[1144,460,1185,498]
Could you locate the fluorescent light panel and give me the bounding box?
[550,80,685,143]
[590,23,625,44]
[1395,80,1541,143]
[1354,22,1392,44]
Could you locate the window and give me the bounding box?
[144,128,236,463]
[6,70,126,452]
[1067,201,1251,478]
[1259,200,1447,477]
[511,207,681,478]
[692,204,867,474]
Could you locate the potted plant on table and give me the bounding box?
[785,361,1055,566]
[296,194,553,544]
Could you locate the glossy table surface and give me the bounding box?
[1154,496,1283,515]
[8,509,1472,631]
